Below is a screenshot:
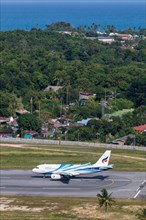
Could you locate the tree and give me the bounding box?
[132,105,146,125]
[0,91,23,117]
[108,98,134,110]
[136,208,146,220]
[127,75,146,107]
[17,113,41,132]
[46,21,74,31]
[97,188,115,212]
[78,126,95,141]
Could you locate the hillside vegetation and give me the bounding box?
[0,26,146,145]
[1,29,146,104]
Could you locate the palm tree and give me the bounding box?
[136,208,146,220]
[97,188,115,212]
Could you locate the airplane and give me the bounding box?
[32,150,113,180]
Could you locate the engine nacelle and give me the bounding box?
[51,174,62,180]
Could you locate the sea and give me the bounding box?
[1,1,145,31]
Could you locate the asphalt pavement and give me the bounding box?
[0,170,146,199]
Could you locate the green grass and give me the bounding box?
[109,108,134,117]
[0,196,145,220]
[0,144,146,171]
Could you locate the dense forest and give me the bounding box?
[0,23,146,145]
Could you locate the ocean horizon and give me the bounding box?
[1,1,145,31]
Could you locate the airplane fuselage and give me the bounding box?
[32,150,113,180]
[32,163,113,177]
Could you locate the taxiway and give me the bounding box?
[0,170,145,199]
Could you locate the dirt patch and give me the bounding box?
[122,205,142,212]
[72,203,111,219]
[0,197,43,212]
[0,197,58,212]
[71,203,137,220]
[112,153,146,161]
[0,143,24,147]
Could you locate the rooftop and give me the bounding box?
[133,124,146,132]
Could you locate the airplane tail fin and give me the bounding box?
[93,150,111,167]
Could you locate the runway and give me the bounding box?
[0,170,146,199]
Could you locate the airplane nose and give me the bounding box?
[32,168,36,173]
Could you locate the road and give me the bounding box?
[0,170,146,199]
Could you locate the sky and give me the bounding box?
[2,0,145,2]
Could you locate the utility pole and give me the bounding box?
[66,86,69,106]
[78,132,80,141]
[133,135,136,148]
[60,99,62,117]
[114,89,117,106]
[105,88,106,101]
[101,100,105,117]
[30,97,33,114]
[52,103,54,117]
[38,101,41,119]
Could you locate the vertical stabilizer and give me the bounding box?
[93,150,111,166]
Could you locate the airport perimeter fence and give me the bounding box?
[0,137,146,151]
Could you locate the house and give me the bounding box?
[109,134,135,145]
[79,92,96,100]
[110,139,125,145]
[0,131,13,138]
[0,117,18,136]
[7,117,18,127]
[133,35,139,40]
[0,117,10,124]
[132,124,146,133]
[57,31,78,36]
[44,85,63,92]
[24,130,39,139]
[47,117,71,138]
[109,33,133,41]
[86,37,98,41]
[48,117,70,129]
[98,36,115,44]
[57,31,72,35]
[115,33,133,41]
[77,118,99,126]
[16,109,30,115]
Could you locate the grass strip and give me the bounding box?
[0,195,145,220]
[0,145,146,171]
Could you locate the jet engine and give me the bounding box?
[51,174,62,180]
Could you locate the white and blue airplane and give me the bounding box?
[32,150,113,180]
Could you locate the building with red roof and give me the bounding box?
[132,124,146,132]
[79,91,96,100]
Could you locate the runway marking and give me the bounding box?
[1,177,11,179]
[42,187,81,190]
[133,179,146,199]
[1,185,81,190]
[93,179,115,189]
[142,180,146,185]
[104,179,115,187]
[134,190,141,199]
